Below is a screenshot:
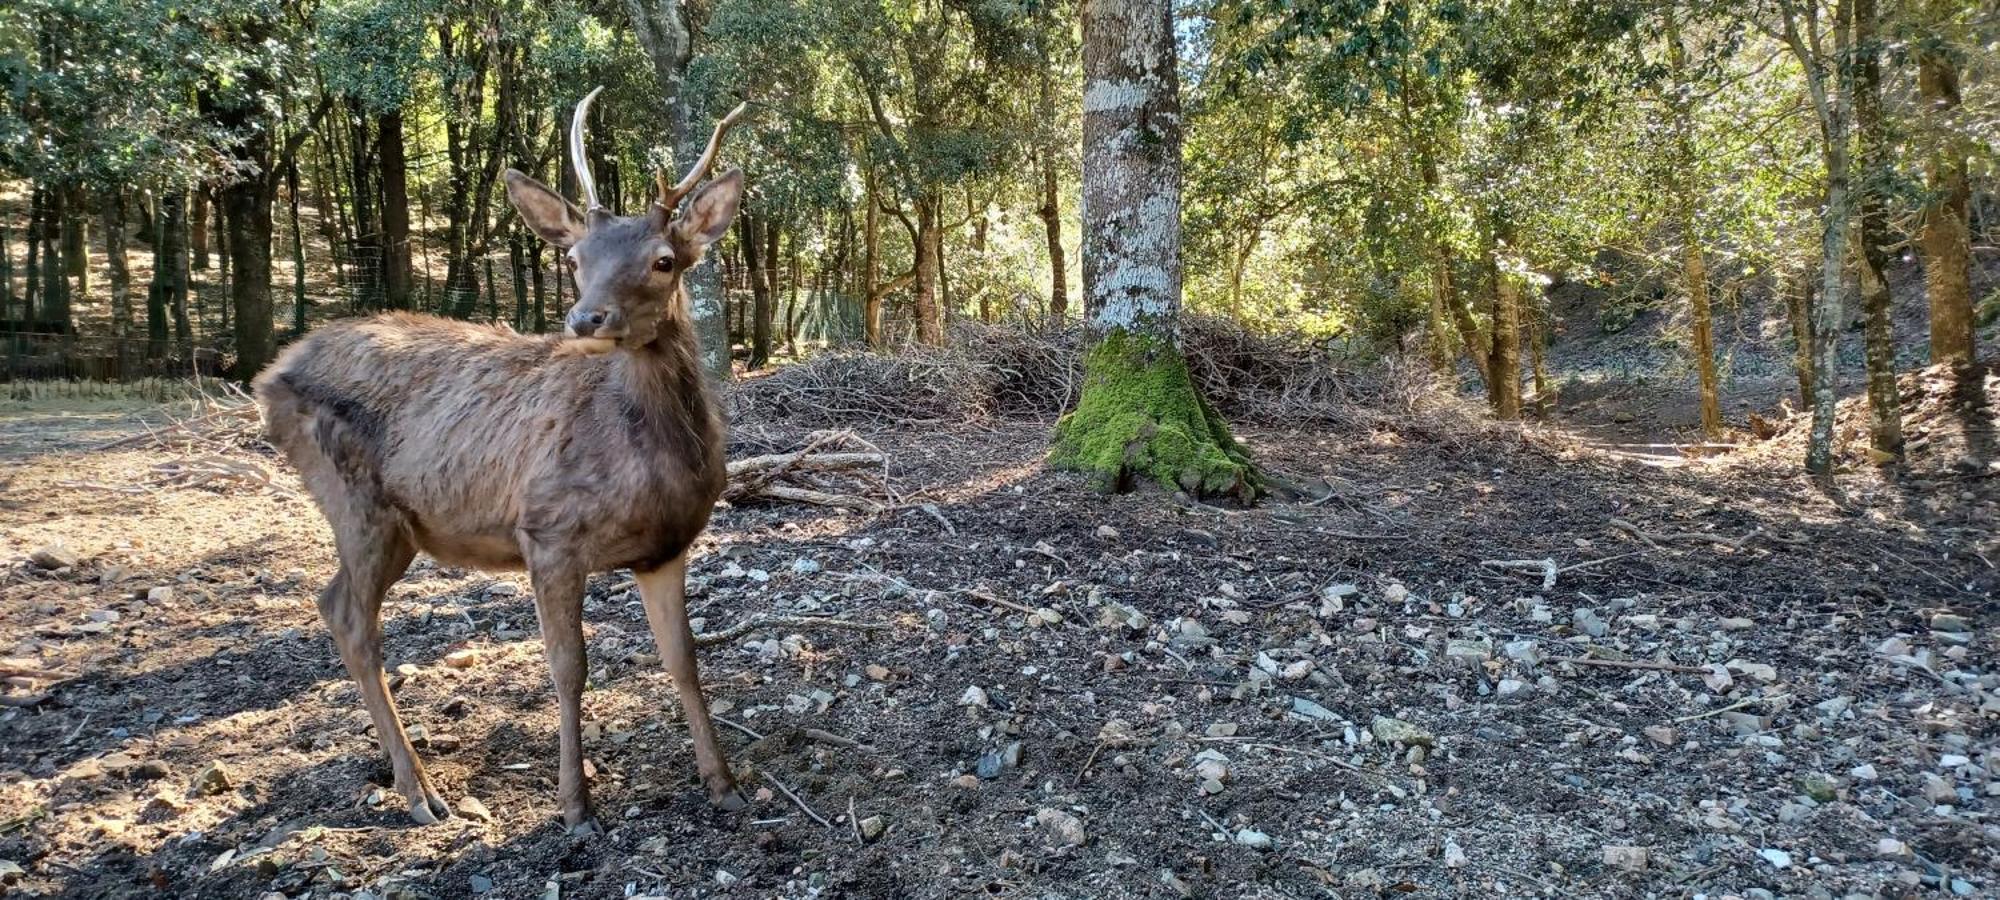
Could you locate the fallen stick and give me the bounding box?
[1563,656,1709,675]
[1674,694,1787,724]
[693,613,891,646]
[760,771,834,829]
[1609,518,1757,551]
[1481,558,1558,591]
[739,483,883,512]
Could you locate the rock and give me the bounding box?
[193,761,233,796]
[1036,808,1086,847]
[1234,829,1273,850]
[1849,763,1878,781]
[485,582,520,597]
[85,608,120,624]
[1643,726,1678,747]
[1503,640,1543,667]
[859,815,887,843]
[1495,679,1530,699]
[455,796,493,822]
[1443,838,1467,868]
[1718,617,1755,630]
[958,686,989,708]
[1758,848,1792,869]
[1572,609,1608,638]
[1876,838,1911,859]
[1001,741,1023,769]
[1798,775,1838,803]
[146,586,174,604]
[442,649,480,669]
[1726,659,1778,683]
[1445,638,1492,664]
[1371,716,1434,748]
[1383,584,1409,603]
[1930,612,1971,633]
[1096,602,1149,633]
[29,544,80,570]
[975,750,1003,780]
[1095,525,1120,540]
[1602,845,1648,872]
[790,557,822,576]
[1192,749,1229,783]
[469,874,494,894]
[1198,778,1225,795]
[714,869,739,887]
[1205,723,1238,738]
[864,664,891,681]
[1289,696,1341,722]
[1922,774,1957,804]
[951,774,980,789]
[0,859,23,884]
[134,760,173,781]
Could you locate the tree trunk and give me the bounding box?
[62,185,88,301]
[102,190,133,344]
[166,194,190,347]
[1782,0,1852,480]
[222,178,276,378]
[1852,0,1903,460]
[1666,11,1724,440]
[289,156,310,336]
[1482,219,1521,420]
[379,110,414,311]
[1528,293,1551,419]
[146,194,171,359]
[785,237,801,353]
[1914,10,1974,365]
[40,185,68,330]
[863,180,884,347]
[743,214,771,368]
[24,186,42,323]
[190,187,211,270]
[1783,271,1816,410]
[1052,0,1255,501]
[912,196,943,345]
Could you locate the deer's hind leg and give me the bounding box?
[285,402,445,824]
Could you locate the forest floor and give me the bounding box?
[1,366,1996,900]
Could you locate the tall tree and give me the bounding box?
[1851,0,1902,460]
[1777,0,1853,481]
[1912,0,1975,366]
[1051,0,1256,501]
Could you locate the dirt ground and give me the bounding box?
[1,382,1995,899]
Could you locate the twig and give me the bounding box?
[1674,694,1786,724]
[917,503,957,536]
[713,716,766,741]
[1563,656,1709,675]
[694,614,891,646]
[848,796,864,844]
[1076,741,1107,784]
[1610,518,1757,551]
[1481,558,1559,591]
[760,771,833,829]
[964,588,1042,618]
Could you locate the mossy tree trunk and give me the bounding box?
[1051,0,1256,503]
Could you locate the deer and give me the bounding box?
[254,88,749,832]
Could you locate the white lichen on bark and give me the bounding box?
[1080,0,1182,339]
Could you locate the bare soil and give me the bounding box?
[0,386,1995,899]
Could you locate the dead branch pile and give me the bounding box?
[733,317,1496,439]
[724,429,891,512]
[60,455,297,497]
[99,381,268,454]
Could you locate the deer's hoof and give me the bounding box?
[567,817,603,838]
[709,786,748,813]
[408,794,451,826]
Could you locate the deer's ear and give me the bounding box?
[505,169,586,248]
[672,169,743,248]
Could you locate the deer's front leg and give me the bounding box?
[526,562,594,831]
[635,554,745,811]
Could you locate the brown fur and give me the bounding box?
[255,164,747,830]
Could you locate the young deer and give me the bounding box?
[255,90,748,830]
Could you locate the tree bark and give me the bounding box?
[743,214,771,368]
[863,177,884,347]
[40,184,68,330]
[1780,0,1851,480]
[62,185,88,300]
[1852,0,1903,460]
[190,187,211,270]
[379,110,414,311]
[1052,0,1255,501]
[1665,10,1724,440]
[1482,218,1521,419]
[24,186,43,324]
[1914,5,1974,365]
[912,195,943,345]
[101,189,133,360]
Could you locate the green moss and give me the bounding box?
[1050,330,1260,502]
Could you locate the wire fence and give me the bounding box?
[0,331,223,382]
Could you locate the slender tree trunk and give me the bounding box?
[146,194,171,359]
[912,196,942,345]
[62,185,88,301]
[1053,0,1255,500]
[289,157,309,336]
[101,189,133,373]
[1483,218,1522,420]
[1782,0,1852,480]
[0,224,14,321]
[190,187,211,270]
[166,194,190,346]
[222,179,276,378]
[743,214,771,368]
[863,180,884,347]
[528,238,548,332]
[379,110,414,311]
[1783,270,1816,410]
[1852,0,1903,460]
[24,186,42,323]
[1529,293,1551,419]
[1914,7,1974,365]
[40,185,68,330]
[785,237,801,353]
[1666,11,1723,439]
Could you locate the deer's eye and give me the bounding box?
[653,255,675,273]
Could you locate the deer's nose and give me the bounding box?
[567,308,610,338]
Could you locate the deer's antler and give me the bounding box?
[570,86,606,211]
[658,102,749,212]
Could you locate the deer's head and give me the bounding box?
[504,88,746,351]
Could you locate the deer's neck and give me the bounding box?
[607,324,721,474]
